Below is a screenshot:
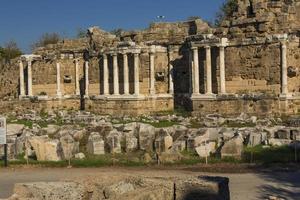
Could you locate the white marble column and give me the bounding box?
[19,60,25,96]
[113,54,119,95]
[168,50,174,95]
[75,59,80,96]
[281,41,288,96]
[189,50,193,94]
[134,53,140,95]
[219,46,226,94]
[205,46,212,94]
[149,47,156,95]
[192,47,200,95]
[27,59,33,96]
[85,61,89,96]
[103,54,109,95]
[123,53,129,95]
[56,62,62,97]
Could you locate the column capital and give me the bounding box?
[149,45,156,54]
[205,45,211,50]
[73,58,80,63]
[101,54,108,59]
[191,46,198,50]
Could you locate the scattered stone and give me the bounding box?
[221,135,243,158]
[74,152,85,160]
[87,132,105,155]
[28,136,63,161]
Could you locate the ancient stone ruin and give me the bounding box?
[1,0,300,116]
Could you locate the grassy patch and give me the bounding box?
[243,145,299,164]
[146,120,178,128]
[7,119,34,128]
[154,107,191,118]
[222,120,256,128]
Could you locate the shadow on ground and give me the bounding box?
[256,166,300,199]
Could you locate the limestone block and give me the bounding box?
[7,124,25,136]
[221,135,244,158]
[29,136,63,161]
[268,138,292,146]
[106,129,122,154]
[43,124,60,135]
[87,132,105,155]
[12,182,88,200]
[274,129,290,139]
[74,152,85,160]
[195,142,216,158]
[60,134,79,159]
[125,132,138,152]
[138,123,156,152]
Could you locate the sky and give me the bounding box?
[0,0,225,53]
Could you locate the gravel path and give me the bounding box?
[0,167,299,200]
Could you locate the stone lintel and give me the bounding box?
[21,54,42,62]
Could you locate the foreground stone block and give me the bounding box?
[7,175,230,200]
[175,176,230,200]
[10,182,88,200]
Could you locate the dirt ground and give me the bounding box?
[0,166,299,200]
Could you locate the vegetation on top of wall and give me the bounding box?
[31,32,61,49]
[0,40,22,63]
[215,0,238,26]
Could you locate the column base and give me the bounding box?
[279,93,292,99]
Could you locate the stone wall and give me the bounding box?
[218,0,300,38]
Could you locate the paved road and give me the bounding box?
[0,167,299,200]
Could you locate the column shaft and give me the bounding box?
[149,52,155,95]
[27,60,33,96]
[103,55,109,95]
[75,59,80,95]
[281,42,288,95]
[134,53,140,95]
[219,46,226,94]
[85,61,89,96]
[206,46,212,94]
[123,53,129,95]
[113,54,119,95]
[168,51,174,94]
[19,60,25,96]
[192,47,200,94]
[56,62,62,97]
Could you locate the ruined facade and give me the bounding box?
[2,0,300,116]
